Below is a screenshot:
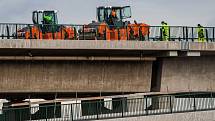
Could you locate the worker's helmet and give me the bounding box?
[161,21,165,24]
[197,24,201,27]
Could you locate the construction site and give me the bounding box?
[0,2,215,121]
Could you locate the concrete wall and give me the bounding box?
[0,61,152,93]
[160,56,215,92]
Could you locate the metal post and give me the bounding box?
[186,27,188,41]
[169,26,171,41]
[19,109,22,121]
[182,27,185,40]
[45,106,48,121]
[160,28,163,41]
[83,25,85,40]
[70,104,73,121]
[193,96,196,111]
[121,98,124,118]
[213,27,215,42]
[210,92,213,109]
[191,27,194,42]
[206,29,209,42]
[61,26,63,40]
[96,101,99,120]
[28,95,31,121]
[145,96,148,115]
[169,96,172,113]
[29,25,32,39]
[6,25,10,39]
[54,93,57,119]
[74,27,77,40]
[15,24,18,39]
[147,26,150,41]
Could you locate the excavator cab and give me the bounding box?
[97,6,131,28]
[32,10,58,25]
[32,10,59,33]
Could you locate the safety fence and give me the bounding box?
[1,93,215,121]
[0,23,214,42]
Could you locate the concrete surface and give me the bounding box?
[0,61,152,93]
[160,56,215,92]
[96,110,215,121]
[0,39,215,52]
[0,39,181,50]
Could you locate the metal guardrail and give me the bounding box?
[0,23,214,42]
[1,93,215,121]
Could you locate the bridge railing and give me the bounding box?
[0,23,214,42]
[1,92,215,121]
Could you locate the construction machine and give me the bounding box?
[17,10,76,40]
[79,6,150,40]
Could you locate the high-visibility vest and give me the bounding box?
[197,27,205,38]
[43,15,52,23]
[161,23,169,37]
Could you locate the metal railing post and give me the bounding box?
[70,104,73,121]
[19,109,21,121]
[206,29,209,42]
[61,26,63,39]
[145,96,148,115]
[15,24,18,39]
[169,26,171,41]
[6,25,10,39]
[186,27,188,41]
[193,96,196,111]
[83,25,85,40]
[213,27,215,42]
[74,27,77,40]
[45,106,48,121]
[147,26,150,41]
[121,98,124,118]
[191,27,194,42]
[29,25,32,39]
[96,101,99,120]
[160,28,163,41]
[169,96,172,113]
[182,26,185,40]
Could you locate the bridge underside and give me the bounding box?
[0,60,152,93]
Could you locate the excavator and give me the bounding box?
[17,10,76,40]
[79,6,150,40]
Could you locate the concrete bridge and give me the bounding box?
[0,39,214,99]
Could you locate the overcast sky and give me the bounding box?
[0,0,215,26]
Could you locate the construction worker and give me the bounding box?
[109,9,117,28]
[161,21,169,41]
[43,14,53,24]
[197,24,206,42]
